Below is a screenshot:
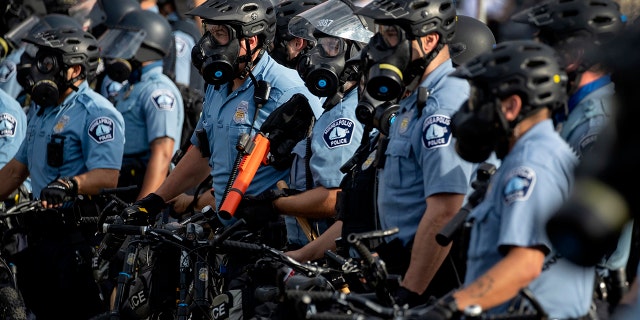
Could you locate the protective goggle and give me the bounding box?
[375,24,407,49]
[315,36,346,58]
[35,50,61,74]
[201,22,238,46]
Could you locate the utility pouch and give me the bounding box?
[196,129,211,158]
[47,134,65,167]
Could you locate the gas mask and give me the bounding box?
[297,36,348,97]
[451,88,511,163]
[104,58,142,83]
[191,26,241,86]
[271,34,301,70]
[18,48,70,108]
[355,78,399,136]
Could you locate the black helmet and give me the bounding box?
[511,0,626,48]
[22,28,101,81]
[353,0,456,42]
[114,10,174,61]
[186,0,277,45]
[275,0,325,43]
[449,15,495,66]
[451,40,568,114]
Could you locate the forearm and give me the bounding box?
[287,221,342,262]
[0,159,29,199]
[401,193,464,294]
[155,146,210,202]
[138,138,174,199]
[274,186,339,219]
[74,168,119,195]
[454,247,545,311]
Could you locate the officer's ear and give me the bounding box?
[501,94,522,122]
[67,64,83,80]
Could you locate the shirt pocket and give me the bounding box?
[467,201,499,259]
[384,138,420,189]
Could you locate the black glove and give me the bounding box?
[416,292,460,320]
[234,188,300,228]
[40,177,78,206]
[394,286,424,308]
[124,193,166,226]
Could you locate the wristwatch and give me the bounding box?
[464,304,483,318]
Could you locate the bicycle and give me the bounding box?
[94,206,236,320]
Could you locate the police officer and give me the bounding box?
[100,9,184,201]
[0,27,125,320]
[124,0,322,226]
[237,0,372,258]
[513,1,629,314]
[270,0,325,69]
[424,40,593,319]
[0,87,27,209]
[0,13,86,100]
[353,0,474,303]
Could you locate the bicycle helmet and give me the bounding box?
[354,0,456,42]
[511,0,626,48]
[449,15,495,66]
[451,40,568,115]
[22,28,101,81]
[186,0,277,45]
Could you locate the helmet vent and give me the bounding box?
[410,0,429,10]
[526,59,547,69]
[242,4,258,13]
[532,75,550,85]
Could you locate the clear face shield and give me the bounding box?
[68,0,107,31]
[98,28,147,60]
[4,16,41,48]
[288,0,374,45]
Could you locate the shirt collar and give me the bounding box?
[141,61,164,82]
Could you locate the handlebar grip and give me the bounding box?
[102,223,148,235]
[436,204,472,246]
[285,290,336,302]
[222,240,263,253]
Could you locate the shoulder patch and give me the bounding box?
[0,113,17,137]
[0,61,16,83]
[88,117,115,144]
[175,35,188,57]
[503,166,536,205]
[323,118,355,149]
[151,89,176,111]
[422,114,452,149]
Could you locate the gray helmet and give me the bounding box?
[22,28,101,81]
[511,0,626,48]
[100,0,140,27]
[114,10,173,61]
[452,40,568,114]
[353,0,456,42]
[187,0,277,45]
[449,15,495,66]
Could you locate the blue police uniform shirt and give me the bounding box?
[464,120,593,319]
[167,12,197,87]
[560,76,614,158]
[285,88,364,246]
[113,61,184,159]
[15,81,125,196]
[0,47,25,99]
[559,77,631,271]
[378,60,474,246]
[190,53,323,209]
[0,88,26,168]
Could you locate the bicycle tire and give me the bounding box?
[0,286,27,320]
